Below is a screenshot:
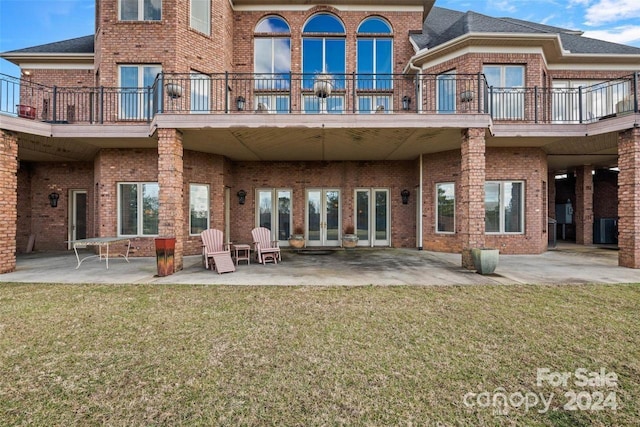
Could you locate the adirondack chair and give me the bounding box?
[251,227,281,264]
[201,229,235,274]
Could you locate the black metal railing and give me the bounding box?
[1,71,638,125]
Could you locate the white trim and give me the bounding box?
[233,4,421,12]
[17,63,94,70]
[435,182,455,234]
[117,182,160,237]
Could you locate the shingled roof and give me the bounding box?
[412,7,640,55]
[4,35,94,55]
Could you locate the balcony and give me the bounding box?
[1,72,638,125]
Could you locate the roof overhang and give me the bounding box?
[406,32,640,72]
[0,53,94,68]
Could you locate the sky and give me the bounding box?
[1,0,640,77]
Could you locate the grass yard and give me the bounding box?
[0,283,638,426]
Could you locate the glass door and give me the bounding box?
[355,188,389,246]
[256,189,292,245]
[68,190,87,249]
[306,189,341,246]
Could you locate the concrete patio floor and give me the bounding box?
[1,243,639,286]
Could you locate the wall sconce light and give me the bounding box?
[237,189,247,205]
[402,95,411,111]
[48,192,60,208]
[236,96,245,111]
[401,189,410,205]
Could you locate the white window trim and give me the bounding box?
[117,182,159,237]
[189,183,210,236]
[435,182,455,234]
[485,180,525,235]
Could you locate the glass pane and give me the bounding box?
[485,182,501,233]
[357,39,374,78]
[258,190,272,229]
[505,66,524,87]
[326,39,345,88]
[375,190,388,240]
[303,38,323,87]
[119,184,138,235]
[437,74,456,113]
[504,182,523,233]
[358,17,391,34]
[483,66,501,87]
[191,0,210,34]
[326,96,344,114]
[437,183,455,233]
[144,0,161,20]
[120,0,138,20]
[273,39,291,74]
[326,191,340,241]
[307,191,321,241]
[277,190,291,241]
[304,14,344,33]
[190,73,210,112]
[376,39,392,75]
[256,16,290,33]
[75,193,87,240]
[356,191,369,241]
[190,184,209,235]
[142,183,159,235]
[255,38,273,74]
[120,67,139,119]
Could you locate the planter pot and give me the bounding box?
[165,83,183,99]
[289,235,305,249]
[17,105,36,120]
[342,234,358,249]
[471,248,499,275]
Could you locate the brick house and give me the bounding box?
[0,0,639,274]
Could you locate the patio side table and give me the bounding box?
[232,244,251,265]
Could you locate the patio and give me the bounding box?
[2,244,639,286]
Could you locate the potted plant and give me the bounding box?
[289,226,305,249]
[471,248,499,275]
[342,225,358,249]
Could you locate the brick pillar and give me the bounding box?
[0,130,18,273]
[158,129,184,271]
[460,128,486,269]
[618,128,640,268]
[574,165,593,245]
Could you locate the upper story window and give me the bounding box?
[190,0,210,35]
[485,181,524,234]
[303,14,346,113]
[119,64,161,120]
[120,0,161,21]
[357,17,392,87]
[254,16,291,112]
[484,65,525,119]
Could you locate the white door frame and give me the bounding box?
[67,189,87,249]
[306,188,341,247]
[354,188,390,247]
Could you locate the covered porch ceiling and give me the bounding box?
[9,112,635,172]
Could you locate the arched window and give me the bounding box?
[357,17,393,113]
[254,16,291,113]
[302,14,346,113]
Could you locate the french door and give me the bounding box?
[306,189,341,247]
[67,190,87,248]
[256,189,292,244]
[355,188,390,247]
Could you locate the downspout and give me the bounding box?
[407,54,424,249]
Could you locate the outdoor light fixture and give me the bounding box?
[237,189,247,205]
[401,189,410,205]
[402,95,411,111]
[48,192,60,208]
[236,96,246,111]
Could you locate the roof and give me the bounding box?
[3,35,94,55]
[412,7,640,56]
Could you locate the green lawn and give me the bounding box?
[1,283,638,426]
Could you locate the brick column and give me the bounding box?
[460,128,486,269]
[158,129,184,271]
[0,130,18,273]
[618,128,640,268]
[574,165,593,245]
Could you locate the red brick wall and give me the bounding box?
[617,128,640,268]
[16,161,94,252]
[594,169,618,219]
[484,147,548,254]
[228,160,417,247]
[0,131,18,273]
[422,146,548,255]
